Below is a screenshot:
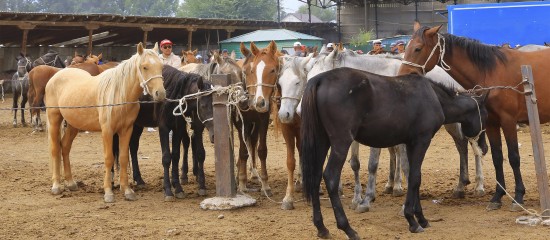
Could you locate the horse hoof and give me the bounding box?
[262,188,273,197]
[165,196,175,202]
[398,206,405,217]
[383,186,392,194]
[486,202,502,211]
[134,183,146,191]
[355,203,371,213]
[350,200,359,210]
[511,203,524,212]
[410,226,424,233]
[125,192,137,201]
[67,182,78,191]
[281,201,295,210]
[451,190,465,199]
[104,194,115,203]
[317,229,331,239]
[51,187,62,195]
[420,221,431,228]
[180,177,189,185]
[198,189,207,196]
[175,192,185,199]
[392,188,404,197]
[474,189,486,197]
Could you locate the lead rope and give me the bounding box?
[466,96,485,157]
[402,33,451,74]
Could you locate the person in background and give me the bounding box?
[326,43,335,52]
[196,54,205,64]
[368,40,386,55]
[356,49,364,54]
[222,49,229,58]
[390,42,398,54]
[396,40,406,54]
[293,42,304,57]
[159,39,181,69]
[280,49,289,55]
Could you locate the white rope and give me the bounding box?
[466,96,486,157]
[494,181,550,225]
[402,33,451,75]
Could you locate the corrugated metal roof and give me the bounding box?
[220,29,323,43]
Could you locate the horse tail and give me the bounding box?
[300,77,329,203]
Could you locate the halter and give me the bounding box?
[137,65,163,96]
[402,33,451,75]
[279,57,308,102]
[17,57,32,73]
[37,54,60,67]
[245,58,282,101]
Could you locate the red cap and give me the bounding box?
[160,39,173,47]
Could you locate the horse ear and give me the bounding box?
[193,49,198,55]
[230,51,236,60]
[98,53,102,60]
[426,24,443,36]
[267,40,277,53]
[137,42,145,55]
[240,42,251,57]
[326,46,338,61]
[413,21,421,32]
[250,42,260,56]
[152,42,159,53]
[338,42,344,51]
[301,54,313,69]
[213,50,222,64]
[312,45,318,53]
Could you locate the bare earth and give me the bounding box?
[0,94,549,240]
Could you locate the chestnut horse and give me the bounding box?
[45,43,166,203]
[400,23,550,211]
[181,49,200,65]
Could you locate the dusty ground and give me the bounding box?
[0,94,549,240]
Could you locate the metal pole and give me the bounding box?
[277,0,281,24]
[374,0,379,38]
[521,65,550,216]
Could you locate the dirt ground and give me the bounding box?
[0,93,549,240]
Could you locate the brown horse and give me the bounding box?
[45,43,165,203]
[28,62,104,131]
[400,22,550,210]
[181,49,199,65]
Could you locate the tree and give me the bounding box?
[178,0,277,21]
[297,4,335,22]
[349,29,373,47]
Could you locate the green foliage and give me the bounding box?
[178,0,278,20]
[0,0,179,16]
[297,4,336,22]
[349,29,374,47]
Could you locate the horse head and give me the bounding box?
[246,40,281,113]
[307,45,339,80]
[277,54,312,123]
[195,76,215,143]
[181,49,199,65]
[399,22,444,75]
[86,53,102,65]
[16,53,32,76]
[212,50,242,85]
[34,50,65,68]
[137,42,166,101]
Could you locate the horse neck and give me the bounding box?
[433,87,475,124]
[442,46,497,89]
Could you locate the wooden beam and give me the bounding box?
[141,26,153,47]
[187,27,195,51]
[17,24,35,55]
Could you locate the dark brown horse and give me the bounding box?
[28,63,102,131]
[300,67,488,239]
[400,23,550,211]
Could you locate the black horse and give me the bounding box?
[300,68,488,239]
[114,65,214,201]
[11,53,32,127]
[32,50,66,68]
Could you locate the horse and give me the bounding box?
[290,48,486,211]
[301,67,488,238]
[11,53,32,127]
[234,41,281,196]
[179,49,243,187]
[401,23,550,210]
[118,65,214,200]
[28,62,103,131]
[45,42,166,203]
[32,50,66,68]
[181,49,200,65]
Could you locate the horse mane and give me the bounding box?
[97,48,157,125]
[416,26,507,74]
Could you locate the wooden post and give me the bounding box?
[521,65,550,216]
[187,28,195,52]
[141,26,153,47]
[18,23,35,55]
[226,29,235,39]
[212,74,236,197]
[85,24,100,56]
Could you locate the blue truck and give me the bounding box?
[447,1,550,46]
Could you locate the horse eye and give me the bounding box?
[271,69,275,73]
[414,48,421,52]
[295,82,300,86]
[143,66,148,70]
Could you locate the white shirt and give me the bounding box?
[159,52,181,69]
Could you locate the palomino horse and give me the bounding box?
[179,50,243,188]
[301,67,488,238]
[401,23,550,210]
[296,49,486,212]
[235,41,281,196]
[181,49,200,65]
[28,62,103,131]
[11,53,32,127]
[45,43,166,203]
[114,66,214,200]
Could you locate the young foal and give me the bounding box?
[45,43,166,203]
[301,68,487,239]
[11,53,32,127]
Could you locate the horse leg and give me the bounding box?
[159,127,175,201]
[21,90,28,127]
[392,144,407,197]
[444,124,470,199]
[170,128,184,199]
[349,141,362,210]
[324,142,359,240]
[12,90,19,127]
[129,125,146,187]
[47,112,63,195]
[486,122,506,210]
[101,129,116,203]
[356,147,380,213]
[384,147,396,194]
[502,122,525,210]
[258,119,272,197]
[472,140,486,197]
[60,124,79,191]
[236,128,251,192]
[404,139,431,233]
[180,129,190,184]
[116,126,136,201]
[282,124,297,210]
[191,124,207,196]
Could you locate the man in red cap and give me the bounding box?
[159,39,181,69]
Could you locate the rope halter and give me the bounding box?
[465,95,486,157]
[137,65,163,96]
[402,33,451,75]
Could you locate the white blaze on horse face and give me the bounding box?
[278,65,301,123]
[254,60,266,105]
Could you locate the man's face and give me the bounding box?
[397,45,404,51]
[373,43,381,50]
[161,44,172,55]
[223,51,229,57]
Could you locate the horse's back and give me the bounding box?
[69,62,100,76]
[179,63,200,73]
